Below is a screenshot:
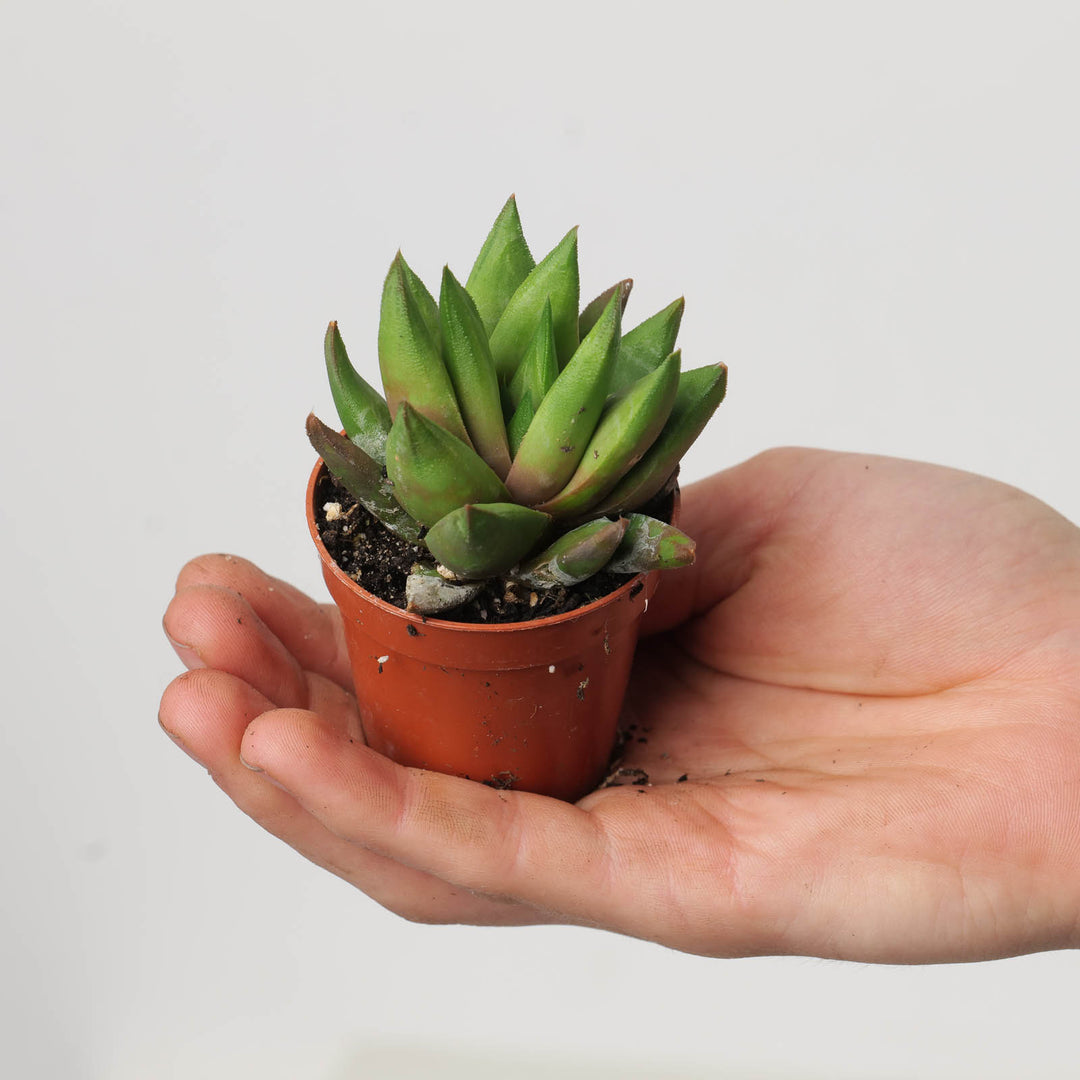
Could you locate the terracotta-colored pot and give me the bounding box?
[306,460,669,802]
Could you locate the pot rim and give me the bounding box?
[306,457,668,634]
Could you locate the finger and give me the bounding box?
[164,584,309,709]
[637,560,697,638]
[622,639,968,765]
[239,709,717,941]
[640,452,799,636]
[687,448,1070,693]
[159,670,543,926]
[176,554,353,691]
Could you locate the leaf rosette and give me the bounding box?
[307,196,727,615]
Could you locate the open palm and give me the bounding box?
[160,448,1080,961]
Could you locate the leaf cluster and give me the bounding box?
[308,197,726,615]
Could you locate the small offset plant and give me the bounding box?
[307,196,727,616]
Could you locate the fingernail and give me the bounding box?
[158,712,204,764]
[163,620,205,669]
[241,754,291,792]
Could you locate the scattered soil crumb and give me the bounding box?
[483,770,518,790]
[601,764,650,788]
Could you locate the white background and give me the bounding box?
[3,2,1079,1077]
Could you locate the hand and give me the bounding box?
[159,448,1080,962]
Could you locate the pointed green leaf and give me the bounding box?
[515,517,628,589]
[405,563,483,616]
[425,503,551,580]
[536,351,681,518]
[579,278,632,340]
[439,266,512,478]
[378,252,470,444]
[606,513,695,574]
[609,297,685,398]
[305,414,422,543]
[504,287,625,506]
[593,362,727,515]
[385,403,510,527]
[507,299,559,412]
[506,393,534,458]
[488,226,580,380]
[399,255,441,350]
[324,321,392,465]
[465,195,535,334]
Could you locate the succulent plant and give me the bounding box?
[307,196,727,616]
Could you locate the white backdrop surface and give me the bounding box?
[2,2,1078,1077]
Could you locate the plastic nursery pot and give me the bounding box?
[306,460,675,803]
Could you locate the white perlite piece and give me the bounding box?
[323,501,343,522]
[548,665,556,674]
[376,655,389,664]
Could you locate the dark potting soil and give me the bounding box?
[314,469,669,625]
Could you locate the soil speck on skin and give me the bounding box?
[315,471,667,624]
[677,774,688,783]
[601,765,650,788]
[483,770,518,790]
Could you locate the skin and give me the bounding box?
[159,448,1080,963]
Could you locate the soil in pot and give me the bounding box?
[314,468,668,624]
